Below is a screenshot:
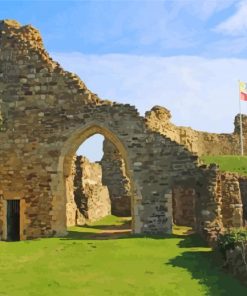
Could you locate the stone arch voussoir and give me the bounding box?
[53,122,142,236]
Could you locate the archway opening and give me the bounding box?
[172,186,196,227]
[171,180,196,234]
[64,129,133,238]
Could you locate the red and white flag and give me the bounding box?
[240,81,247,101]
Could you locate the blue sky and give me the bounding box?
[2,0,246,57]
[1,0,247,160]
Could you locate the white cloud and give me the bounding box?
[183,0,236,20]
[165,0,236,21]
[204,0,236,18]
[119,1,197,50]
[215,1,247,35]
[204,36,247,56]
[52,52,247,134]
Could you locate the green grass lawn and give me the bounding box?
[200,155,247,176]
[0,215,247,296]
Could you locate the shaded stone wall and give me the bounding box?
[145,106,247,156]
[100,139,131,216]
[0,20,199,239]
[225,245,247,285]
[0,195,4,240]
[73,156,111,224]
[172,186,195,227]
[239,177,247,224]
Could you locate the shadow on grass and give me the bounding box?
[59,221,247,293]
[58,226,210,252]
[167,251,247,294]
[166,235,247,294]
[60,230,186,241]
[60,222,208,242]
[178,233,208,248]
[60,221,187,241]
[61,218,190,241]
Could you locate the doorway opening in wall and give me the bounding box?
[7,200,20,241]
[66,133,132,239]
[172,185,196,235]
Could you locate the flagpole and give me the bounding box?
[239,80,244,156]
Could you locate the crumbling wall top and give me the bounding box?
[0,19,44,51]
[0,19,21,29]
[145,105,171,123]
[0,19,107,110]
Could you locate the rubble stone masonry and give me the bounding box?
[239,177,247,223]
[100,139,131,217]
[172,186,196,227]
[220,172,243,229]
[0,20,199,239]
[145,106,247,156]
[73,156,111,224]
[0,20,246,242]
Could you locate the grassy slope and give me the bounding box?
[200,155,247,176]
[0,216,247,296]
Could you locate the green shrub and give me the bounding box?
[217,228,247,259]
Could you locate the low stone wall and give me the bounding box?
[145,106,247,156]
[73,156,111,224]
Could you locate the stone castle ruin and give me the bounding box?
[0,20,246,243]
[67,156,112,226]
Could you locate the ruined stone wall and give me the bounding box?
[145,106,247,156]
[220,173,243,229]
[0,20,245,243]
[195,166,245,244]
[73,156,111,224]
[0,196,4,240]
[0,20,200,239]
[225,245,247,285]
[195,165,224,244]
[172,186,196,227]
[66,156,77,227]
[100,139,131,216]
[239,177,247,224]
